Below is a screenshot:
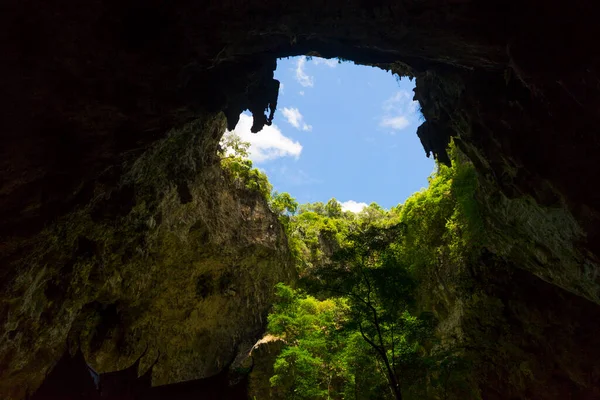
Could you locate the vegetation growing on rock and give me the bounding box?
[0,116,295,400]
[218,132,479,399]
[233,133,600,399]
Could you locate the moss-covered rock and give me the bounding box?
[0,114,295,400]
[416,154,600,399]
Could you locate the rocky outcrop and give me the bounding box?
[246,335,287,400]
[0,115,294,400]
[2,0,600,398]
[420,174,600,399]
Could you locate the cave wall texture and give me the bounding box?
[1,0,600,399]
[0,114,296,399]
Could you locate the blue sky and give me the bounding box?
[227,56,435,212]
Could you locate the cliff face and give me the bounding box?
[443,258,600,400]
[0,115,294,400]
[419,173,600,399]
[1,0,600,398]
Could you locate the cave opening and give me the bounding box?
[215,57,481,399]
[3,1,600,398]
[223,56,435,213]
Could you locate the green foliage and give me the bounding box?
[287,199,406,278]
[268,221,462,399]
[298,201,327,216]
[219,132,272,199]
[268,283,347,400]
[220,131,250,159]
[267,142,481,399]
[286,206,354,277]
[217,130,480,398]
[271,192,299,217]
[268,260,441,399]
[307,224,437,399]
[357,202,389,225]
[325,198,343,218]
[396,143,483,299]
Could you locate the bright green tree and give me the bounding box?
[311,224,435,400]
[268,284,348,399]
[218,132,272,199]
[262,142,479,399]
[325,198,343,218]
[358,202,388,225]
[219,131,250,159]
[298,202,326,216]
[270,192,299,217]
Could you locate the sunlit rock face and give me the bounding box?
[0,116,295,399]
[1,0,600,398]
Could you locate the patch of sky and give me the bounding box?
[226,56,435,212]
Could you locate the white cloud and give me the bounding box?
[380,116,410,130]
[312,57,338,68]
[293,56,338,88]
[341,200,368,213]
[279,83,285,94]
[281,107,312,131]
[227,114,302,163]
[295,57,314,87]
[299,91,305,96]
[281,107,302,128]
[379,90,419,132]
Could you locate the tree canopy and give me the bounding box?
[221,133,479,399]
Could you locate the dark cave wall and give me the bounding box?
[3,0,599,263]
[0,115,295,400]
[423,248,600,400]
[2,0,600,399]
[413,68,600,303]
[418,166,600,399]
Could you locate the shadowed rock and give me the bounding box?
[30,348,246,400]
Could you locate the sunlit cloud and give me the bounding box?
[294,57,338,88]
[379,90,419,133]
[281,107,312,131]
[341,200,368,213]
[295,57,314,87]
[226,114,302,163]
[380,116,410,130]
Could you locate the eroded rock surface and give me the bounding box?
[0,115,294,399]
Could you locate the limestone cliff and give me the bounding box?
[418,169,600,399]
[0,115,294,400]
